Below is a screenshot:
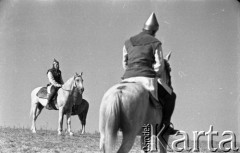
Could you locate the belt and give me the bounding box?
[128,63,152,68]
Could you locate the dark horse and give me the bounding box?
[68,98,89,134]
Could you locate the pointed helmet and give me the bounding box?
[53,58,59,64]
[143,12,159,32]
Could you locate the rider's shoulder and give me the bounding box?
[47,68,54,74]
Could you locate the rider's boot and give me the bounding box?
[162,92,179,135]
[46,86,57,108]
[158,84,179,135]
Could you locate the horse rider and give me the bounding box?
[47,59,64,106]
[121,13,178,135]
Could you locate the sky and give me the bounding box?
[0,0,239,142]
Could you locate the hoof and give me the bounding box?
[58,131,62,136]
[65,130,74,136]
[69,132,74,136]
[31,129,36,133]
[64,130,68,134]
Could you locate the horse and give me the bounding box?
[99,52,173,153]
[67,98,89,134]
[30,72,84,136]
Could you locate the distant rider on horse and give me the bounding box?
[122,13,178,135]
[47,59,64,106]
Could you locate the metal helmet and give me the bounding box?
[143,12,159,32]
[53,58,59,64]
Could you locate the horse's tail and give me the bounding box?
[29,89,36,118]
[79,99,89,125]
[29,105,32,118]
[30,87,40,118]
[99,90,121,153]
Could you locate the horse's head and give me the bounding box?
[73,72,84,94]
[163,52,172,89]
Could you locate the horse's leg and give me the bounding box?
[158,134,169,153]
[81,122,85,134]
[78,114,86,134]
[66,113,73,136]
[99,106,106,152]
[57,107,64,135]
[117,130,137,153]
[82,102,89,134]
[35,104,44,119]
[31,103,38,133]
[31,104,44,133]
[65,114,68,134]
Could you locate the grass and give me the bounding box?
[0,126,142,153]
[0,126,239,153]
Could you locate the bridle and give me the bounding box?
[60,75,84,94]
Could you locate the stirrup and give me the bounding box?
[166,123,179,135]
[161,122,179,135]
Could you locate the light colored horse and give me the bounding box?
[30,73,84,135]
[99,53,172,153]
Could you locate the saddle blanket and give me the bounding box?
[36,86,52,99]
[122,76,158,101]
[36,86,58,110]
[120,79,162,108]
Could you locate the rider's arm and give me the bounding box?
[122,45,128,70]
[153,45,164,77]
[47,72,62,87]
[60,74,64,85]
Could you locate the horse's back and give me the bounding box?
[82,99,89,107]
[103,82,148,100]
[31,87,42,98]
[72,99,89,115]
[31,87,49,107]
[101,82,150,131]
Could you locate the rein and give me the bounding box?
[61,79,82,94]
[60,80,76,92]
[61,87,72,92]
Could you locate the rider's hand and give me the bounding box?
[156,73,161,78]
[56,84,62,88]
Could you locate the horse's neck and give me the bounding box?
[62,77,74,91]
[64,79,82,105]
[72,87,83,105]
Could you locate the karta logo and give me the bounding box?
[141,125,239,152]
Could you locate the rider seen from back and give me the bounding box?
[122,13,178,135]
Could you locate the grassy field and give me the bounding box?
[0,127,239,153]
[0,126,142,153]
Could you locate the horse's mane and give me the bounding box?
[164,59,173,90]
[62,77,75,90]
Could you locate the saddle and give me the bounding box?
[36,86,58,110]
[149,94,163,108]
[120,81,163,109]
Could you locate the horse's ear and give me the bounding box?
[74,72,79,78]
[165,52,172,61]
[81,72,83,76]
